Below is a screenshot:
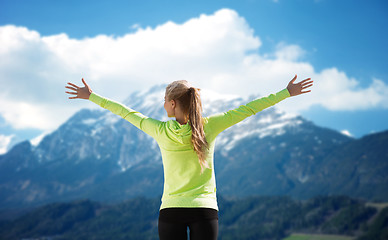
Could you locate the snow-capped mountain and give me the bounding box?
[0,84,387,210]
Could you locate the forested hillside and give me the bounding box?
[0,195,387,240]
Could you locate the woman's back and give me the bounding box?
[97,87,291,210]
[66,75,313,240]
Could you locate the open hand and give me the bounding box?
[287,75,313,96]
[65,78,92,99]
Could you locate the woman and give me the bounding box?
[65,75,313,240]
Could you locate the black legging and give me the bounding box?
[158,208,218,240]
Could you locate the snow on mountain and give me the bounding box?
[25,84,319,175]
[4,84,385,210]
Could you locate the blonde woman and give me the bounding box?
[65,75,313,240]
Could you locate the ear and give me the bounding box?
[171,99,176,109]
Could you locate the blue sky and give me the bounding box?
[0,0,387,153]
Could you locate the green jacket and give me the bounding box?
[89,88,290,210]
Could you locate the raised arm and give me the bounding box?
[205,75,313,137]
[65,79,162,139]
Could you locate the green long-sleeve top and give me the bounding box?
[89,88,290,211]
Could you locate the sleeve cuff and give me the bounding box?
[279,88,291,99]
[89,92,103,105]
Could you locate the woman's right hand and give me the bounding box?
[65,78,93,100]
[287,74,313,97]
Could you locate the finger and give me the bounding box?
[290,74,297,84]
[301,81,314,87]
[82,78,88,87]
[301,80,313,85]
[300,90,311,94]
[67,82,79,88]
[65,91,78,95]
[302,84,313,89]
[65,86,77,91]
[299,78,312,84]
[67,82,80,88]
[69,96,78,99]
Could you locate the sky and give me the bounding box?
[0,0,387,153]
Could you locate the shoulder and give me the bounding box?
[161,120,181,130]
[203,117,209,125]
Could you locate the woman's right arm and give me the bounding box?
[65,79,161,139]
[206,88,291,137]
[206,75,313,137]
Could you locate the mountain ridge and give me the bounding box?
[0,84,387,210]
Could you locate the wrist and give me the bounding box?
[87,90,92,99]
[286,87,292,96]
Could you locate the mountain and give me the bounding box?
[0,84,387,210]
[0,195,386,240]
[215,127,388,201]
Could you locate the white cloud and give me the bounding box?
[0,8,387,134]
[275,42,306,61]
[0,134,14,154]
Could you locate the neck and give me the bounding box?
[175,117,187,125]
[175,111,188,125]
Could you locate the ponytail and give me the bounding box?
[188,87,209,172]
[165,81,209,172]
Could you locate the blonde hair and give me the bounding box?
[165,80,209,172]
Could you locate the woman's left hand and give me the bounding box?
[65,78,93,100]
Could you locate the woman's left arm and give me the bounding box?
[88,92,162,138]
[65,79,162,139]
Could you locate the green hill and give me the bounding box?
[1,195,387,240]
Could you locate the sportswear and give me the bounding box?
[158,208,218,240]
[89,88,290,211]
[159,208,218,223]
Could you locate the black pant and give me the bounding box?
[158,208,218,240]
